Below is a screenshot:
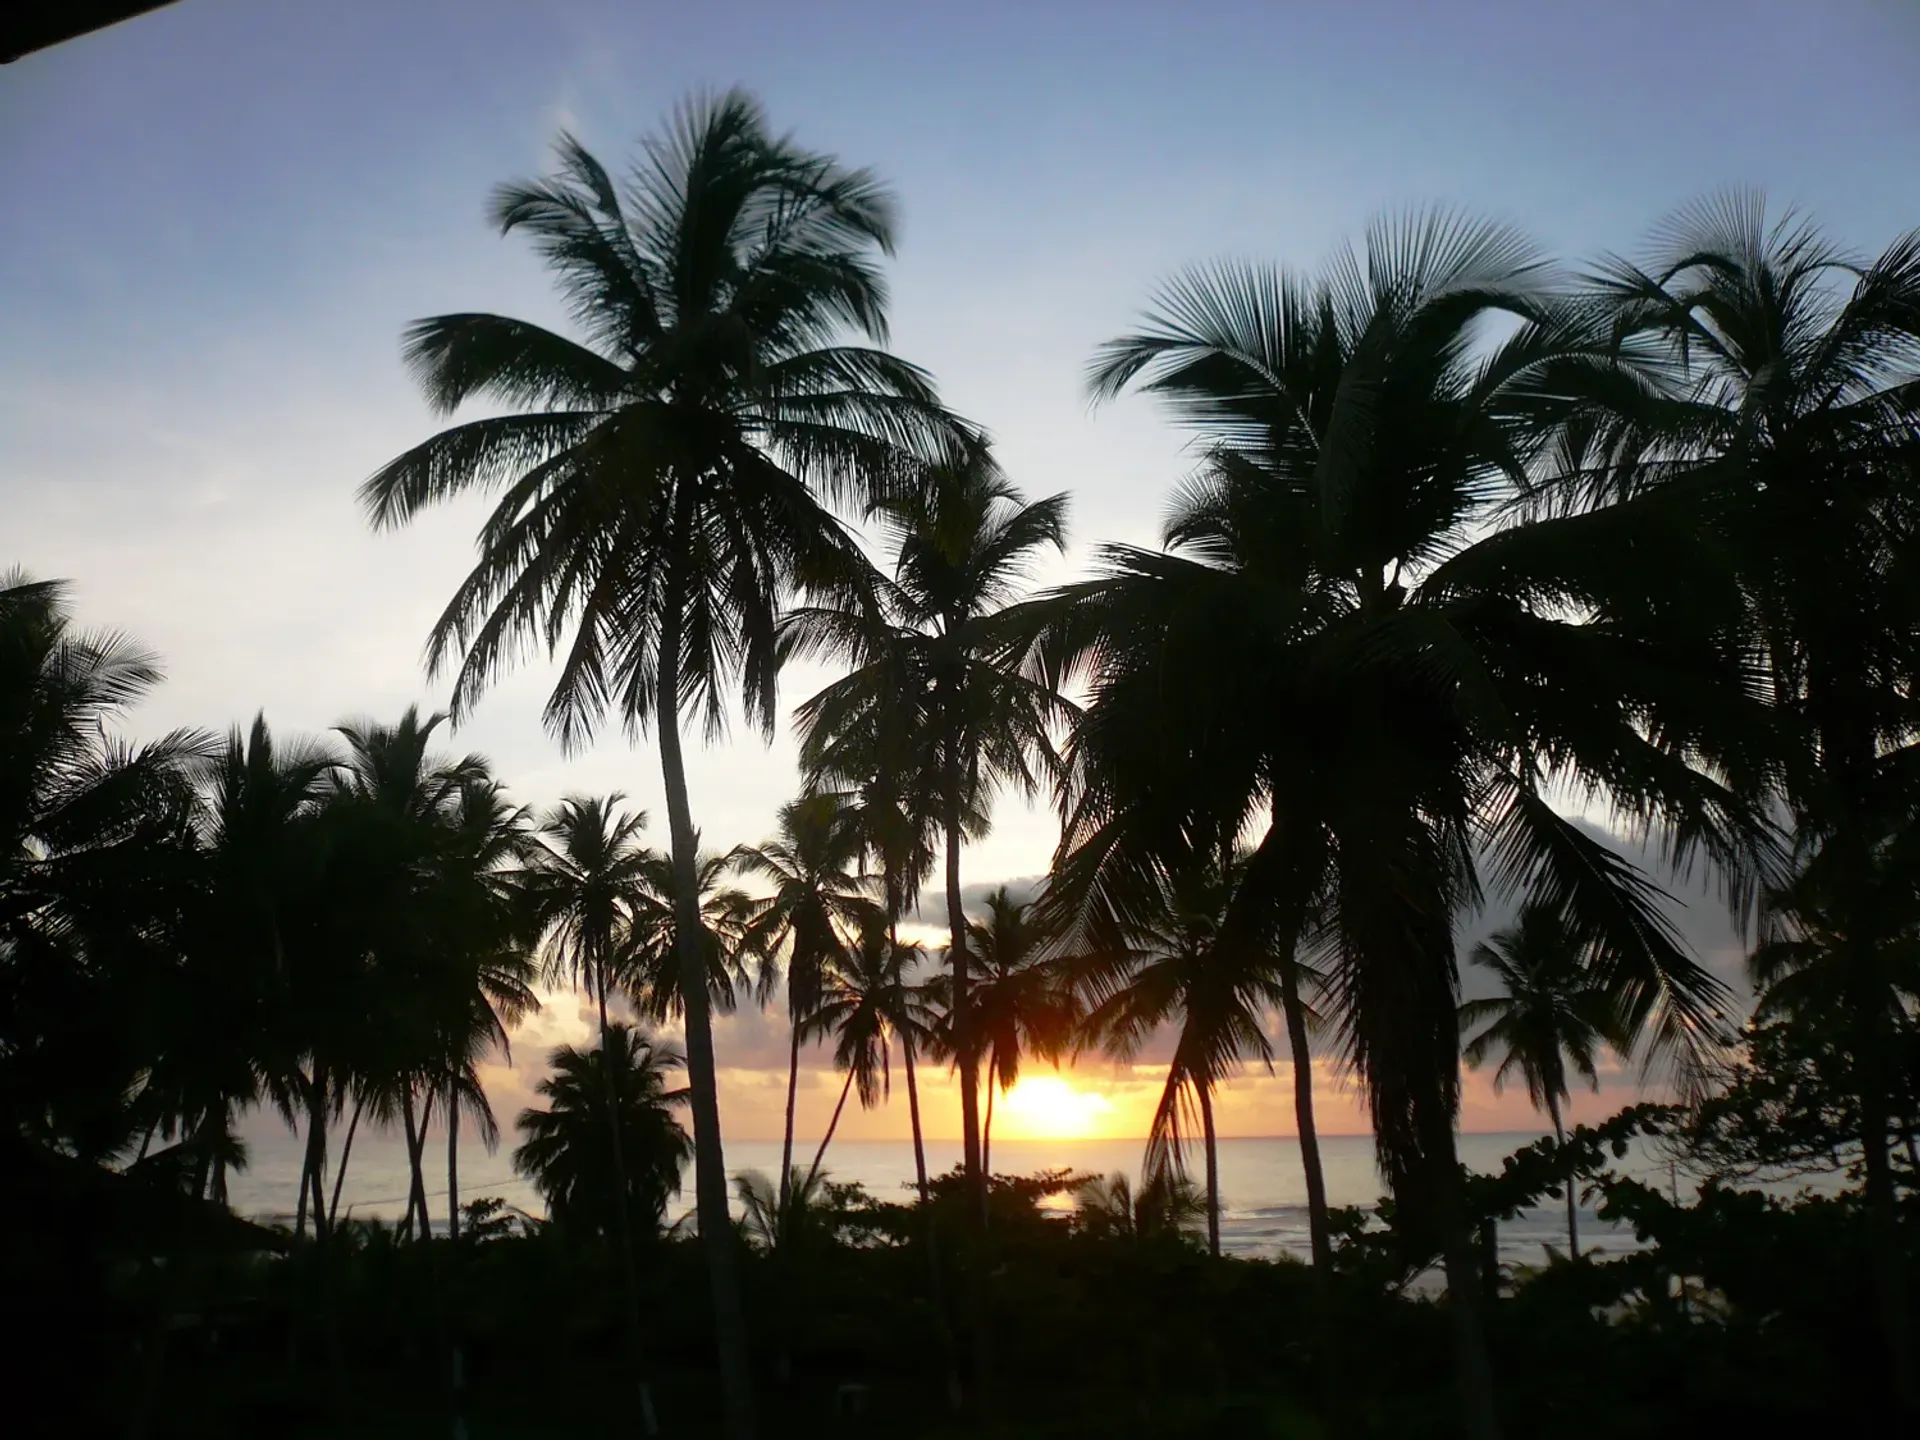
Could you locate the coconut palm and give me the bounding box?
[362,93,967,1431]
[1071,1170,1207,1246]
[954,886,1079,1177]
[802,911,917,1189]
[433,778,541,1239]
[1559,196,1920,1417]
[528,794,665,1429]
[621,848,771,1024]
[514,1024,693,1232]
[1460,902,1624,1257]
[735,792,877,1221]
[1075,855,1286,1257]
[791,453,1072,1211]
[0,571,208,1161]
[1032,213,1780,1438]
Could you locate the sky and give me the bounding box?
[5,0,1918,1147]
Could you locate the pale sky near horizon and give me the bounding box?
[5,0,1917,1147]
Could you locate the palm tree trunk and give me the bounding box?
[778,1002,803,1226]
[982,1055,996,1179]
[656,558,755,1440]
[446,1081,460,1243]
[903,1034,930,1206]
[299,1067,331,1244]
[1199,1081,1221,1258]
[595,967,662,1439]
[328,1095,364,1231]
[1426,1108,1501,1440]
[1278,957,1331,1271]
[805,1065,858,1192]
[1859,1020,1914,1422]
[944,795,984,1220]
[1548,1096,1575,1259]
[403,1090,437,1244]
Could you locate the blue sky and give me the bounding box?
[4,0,1916,1136]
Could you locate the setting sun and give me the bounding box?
[997,1075,1116,1139]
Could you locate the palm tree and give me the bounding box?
[1075,855,1285,1257]
[621,847,771,1024]
[802,910,916,1189]
[1560,196,1920,1417]
[1071,1170,1207,1245]
[735,792,876,1222]
[192,715,343,1240]
[792,453,1072,1212]
[1031,214,1779,1438]
[528,794,664,1430]
[361,93,965,1431]
[1460,903,1623,1258]
[514,1024,693,1232]
[957,886,1079,1177]
[434,778,541,1240]
[0,571,209,1160]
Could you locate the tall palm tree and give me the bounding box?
[528,794,664,1431]
[802,910,915,1189]
[735,792,876,1221]
[514,1024,693,1232]
[434,778,541,1240]
[0,571,208,1160]
[621,847,771,1024]
[957,886,1079,1176]
[1559,196,1920,1417]
[193,715,343,1241]
[1030,214,1779,1438]
[325,708,491,1236]
[1075,855,1285,1257]
[792,453,1072,1211]
[1460,902,1623,1258]
[361,93,965,1431]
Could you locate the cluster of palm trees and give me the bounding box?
[12,80,1918,1438]
[1,572,539,1243]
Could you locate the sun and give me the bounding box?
[997,1074,1115,1140]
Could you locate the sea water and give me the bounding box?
[224,1129,1719,1270]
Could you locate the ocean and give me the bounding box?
[225,1128,1700,1269]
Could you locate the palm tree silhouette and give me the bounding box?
[735,792,876,1224]
[1460,903,1623,1257]
[528,794,665,1432]
[956,886,1079,1177]
[362,93,966,1431]
[792,453,1071,1213]
[1035,212,1775,1438]
[513,1024,693,1233]
[802,910,915,1189]
[1076,856,1285,1256]
[1566,196,1920,1418]
[0,571,208,1162]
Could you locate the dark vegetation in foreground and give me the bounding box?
[20,1096,1920,1439]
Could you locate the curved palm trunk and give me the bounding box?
[446,1081,460,1243]
[656,563,755,1440]
[903,1034,930,1205]
[805,1065,858,1193]
[327,1095,364,1231]
[594,968,662,1439]
[1424,1102,1501,1440]
[944,801,984,1219]
[1199,1081,1221,1258]
[402,1089,434,1241]
[1547,1096,1575,1259]
[1277,957,1332,1271]
[778,1000,803,1227]
[982,1055,996,1180]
